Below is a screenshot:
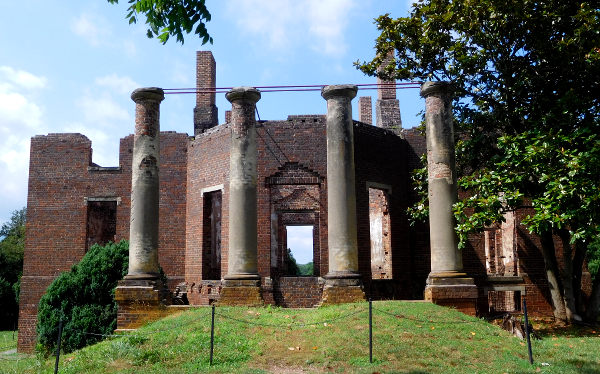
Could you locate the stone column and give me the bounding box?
[320,84,365,304]
[219,86,263,306]
[115,87,171,331]
[127,87,164,281]
[421,81,477,315]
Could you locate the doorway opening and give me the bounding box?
[286,225,314,276]
[202,190,222,280]
[369,188,391,279]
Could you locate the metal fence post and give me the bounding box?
[369,298,373,363]
[54,318,64,374]
[523,299,533,364]
[210,304,215,366]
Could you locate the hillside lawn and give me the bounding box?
[1,301,599,374]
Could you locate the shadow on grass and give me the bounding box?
[564,359,600,374]
[535,323,600,338]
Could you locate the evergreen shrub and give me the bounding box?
[35,240,172,355]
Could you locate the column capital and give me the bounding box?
[321,85,358,100]
[131,87,165,103]
[420,81,454,98]
[226,87,261,103]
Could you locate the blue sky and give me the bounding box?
[0,0,423,241]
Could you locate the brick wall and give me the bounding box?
[273,277,323,308]
[402,128,431,298]
[185,124,231,305]
[18,131,188,352]
[257,116,329,279]
[354,122,412,300]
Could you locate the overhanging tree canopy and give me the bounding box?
[108,0,212,44]
[357,0,600,323]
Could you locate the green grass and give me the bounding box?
[0,330,18,352]
[1,301,599,373]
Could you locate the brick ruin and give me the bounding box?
[18,51,593,351]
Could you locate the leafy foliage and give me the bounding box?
[37,241,130,354]
[298,262,314,276]
[286,248,301,276]
[589,238,600,282]
[357,0,600,321]
[0,207,26,329]
[107,0,212,45]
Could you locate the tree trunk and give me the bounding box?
[557,229,578,323]
[572,240,586,316]
[584,273,600,323]
[539,229,567,324]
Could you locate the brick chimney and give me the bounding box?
[376,51,402,131]
[358,96,372,125]
[193,51,219,135]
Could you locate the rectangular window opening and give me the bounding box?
[202,191,222,280]
[285,225,314,276]
[86,200,117,251]
[369,188,391,279]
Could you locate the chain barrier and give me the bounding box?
[215,307,367,328]
[3,301,597,371]
[64,309,213,339]
[370,305,515,324]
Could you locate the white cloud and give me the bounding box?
[287,225,314,264]
[63,122,118,167]
[71,13,112,46]
[95,74,140,96]
[71,88,132,167]
[77,92,130,123]
[226,0,356,56]
[0,66,47,90]
[0,68,48,224]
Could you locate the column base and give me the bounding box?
[424,275,478,316]
[321,272,365,305]
[114,279,172,330]
[218,278,263,306]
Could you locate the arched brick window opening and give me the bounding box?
[369,188,391,279]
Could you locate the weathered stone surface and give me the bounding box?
[127,87,164,280]
[224,87,261,281]
[421,81,462,277]
[321,85,359,279]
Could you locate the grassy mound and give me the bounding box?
[2,301,599,373]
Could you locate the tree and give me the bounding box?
[37,241,129,354]
[357,0,600,323]
[37,240,169,354]
[287,248,301,276]
[298,262,314,276]
[0,207,26,329]
[108,0,212,45]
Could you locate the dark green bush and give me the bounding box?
[37,240,130,354]
[589,237,600,282]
